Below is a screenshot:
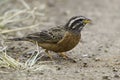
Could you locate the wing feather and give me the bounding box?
[26,26,65,43]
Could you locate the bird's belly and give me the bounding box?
[38,40,79,52]
[38,32,81,52]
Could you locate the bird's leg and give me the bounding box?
[59,52,69,59]
[59,52,76,63]
[45,50,53,60]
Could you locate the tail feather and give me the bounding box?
[7,37,27,41]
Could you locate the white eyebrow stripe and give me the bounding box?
[68,17,83,27]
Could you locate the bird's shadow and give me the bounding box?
[39,55,77,63]
[22,50,77,65]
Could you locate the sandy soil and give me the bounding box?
[0,0,120,80]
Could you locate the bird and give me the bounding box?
[8,16,91,61]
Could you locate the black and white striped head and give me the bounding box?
[64,16,91,34]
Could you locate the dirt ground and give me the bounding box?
[0,0,120,80]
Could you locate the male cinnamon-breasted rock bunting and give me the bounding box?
[8,16,91,60]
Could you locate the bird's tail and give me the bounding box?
[7,37,27,41]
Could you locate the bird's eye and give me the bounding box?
[79,19,83,21]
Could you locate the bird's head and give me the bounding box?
[64,16,91,34]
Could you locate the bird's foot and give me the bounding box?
[45,50,53,60]
[59,52,76,63]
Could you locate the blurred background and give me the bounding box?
[0,0,120,80]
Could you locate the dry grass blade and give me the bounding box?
[18,0,31,9]
[0,23,39,34]
[25,42,44,67]
[0,8,44,26]
[0,0,47,70]
[0,52,22,69]
[0,41,23,69]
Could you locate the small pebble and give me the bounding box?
[93,57,101,61]
[56,67,61,70]
[82,54,89,57]
[104,50,108,53]
[83,62,88,67]
[112,68,118,72]
[39,72,44,75]
[74,70,79,73]
[102,76,110,80]
[114,74,119,78]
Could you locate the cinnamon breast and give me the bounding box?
[38,31,81,52]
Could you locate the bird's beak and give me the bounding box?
[83,19,91,24]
